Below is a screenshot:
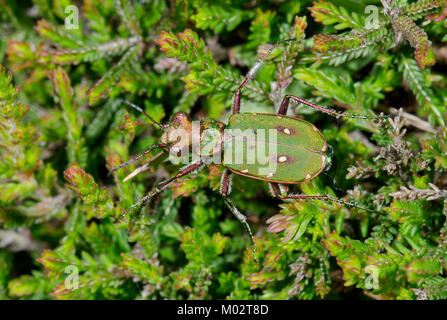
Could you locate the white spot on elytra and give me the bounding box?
[267,172,274,178]
[283,128,291,135]
[241,169,249,173]
[305,173,312,180]
[278,156,287,162]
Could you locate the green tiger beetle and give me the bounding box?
[109,43,393,256]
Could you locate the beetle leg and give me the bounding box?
[269,182,341,201]
[269,182,376,213]
[108,144,168,176]
[278,96,292,115]
[268,182,289,197]
[129,161,204,212]
[220,169,257,259]
[233,61,264,114]
[232,79,246,114]
[279,95,394,120]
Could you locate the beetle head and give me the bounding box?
[161,112,192,151]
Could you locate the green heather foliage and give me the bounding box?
[1,0,447,300]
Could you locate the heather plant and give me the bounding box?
[0,0,447,300]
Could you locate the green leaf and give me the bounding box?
[309,1,365,30]
[399,56,445,125]
[192,5,250,33]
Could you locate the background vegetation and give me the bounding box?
[1,0,447,300]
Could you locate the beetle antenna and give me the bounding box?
[123,151,166,182]
[120,99,168,129]
[108,144,167,176]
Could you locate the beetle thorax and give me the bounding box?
[198,118,225,157]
